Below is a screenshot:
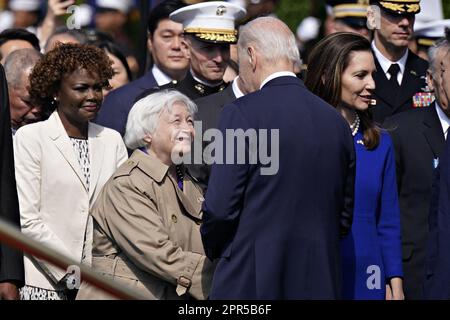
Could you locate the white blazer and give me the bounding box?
[14,111,128,290]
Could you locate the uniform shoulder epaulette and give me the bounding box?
[114,159,139,178]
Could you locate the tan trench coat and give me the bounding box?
[76,150,214,300]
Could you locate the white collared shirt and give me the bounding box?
[232,76,245,99]
[435,102,450,140]
[152,65,172,86]
[260,71,297,89]
[371,41,409,85]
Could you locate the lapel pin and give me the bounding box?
[410,70,417,76]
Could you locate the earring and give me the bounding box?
[51,97,59,108]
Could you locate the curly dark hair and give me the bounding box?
[29,43,114,113]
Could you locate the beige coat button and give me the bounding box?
[171,215,178,223]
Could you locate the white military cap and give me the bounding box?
[9,0,41,11]
[414,0,443,31]
[96,0,132,13]
[170,1,246,44]
[414,19,450,48]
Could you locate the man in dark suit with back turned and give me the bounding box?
[0,63,24,300]
[201,17,356,299]
[383,38,450,299]
[367,0,428,124]
[95,0,189,136]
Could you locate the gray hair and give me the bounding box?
[238,16,301,66]
[4,48,42,88]
[428,39,450,75]
[124,90,197,150]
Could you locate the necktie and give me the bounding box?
[388,63,400,88]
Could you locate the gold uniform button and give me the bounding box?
[172,215,178,223]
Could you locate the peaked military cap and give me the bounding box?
[170,1,246,44]
[327,0,369,28]
[370,0,421,16]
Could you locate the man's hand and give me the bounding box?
[0,282,20,300]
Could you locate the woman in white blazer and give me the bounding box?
[13,43,128,300]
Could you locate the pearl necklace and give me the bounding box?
[350,113,360,137]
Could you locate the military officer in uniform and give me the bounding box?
[367,0,428,124]
[137,1,246,101]
[327,0,371,40]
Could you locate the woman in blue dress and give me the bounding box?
[305,32,404,300]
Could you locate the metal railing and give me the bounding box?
[0,218,147,300]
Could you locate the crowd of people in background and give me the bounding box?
[1,0,450,301]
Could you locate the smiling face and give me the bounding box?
[56,68,104,132]
[148,102,195,166]
[340,50,376,111]
[186,36,230,83]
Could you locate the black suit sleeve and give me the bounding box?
[0,64,24,285]
[340,125,356,237]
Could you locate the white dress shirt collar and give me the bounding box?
[435,102,450,139]
[232,76,245,99]
[152,65,172,86]
[371,41,408,85]
[260,71,297,90]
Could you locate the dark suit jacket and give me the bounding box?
[188,85,236,191]
[94,70,158,136]
[201,76,356,299]
[0,64,24,286]
[371,50,428,124]
[424,128,450,299]
[383,104,446,299]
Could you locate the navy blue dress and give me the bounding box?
[342,130,403,299]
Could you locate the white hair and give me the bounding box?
[124,90,197,150]
[428,39,450,74]
[238,16,301,66]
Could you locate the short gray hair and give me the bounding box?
[428,39,450,74]
[4,48,42,88]
[124,90,197,150]
[238,16,301,66]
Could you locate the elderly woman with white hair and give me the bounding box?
[76,90,214,300]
